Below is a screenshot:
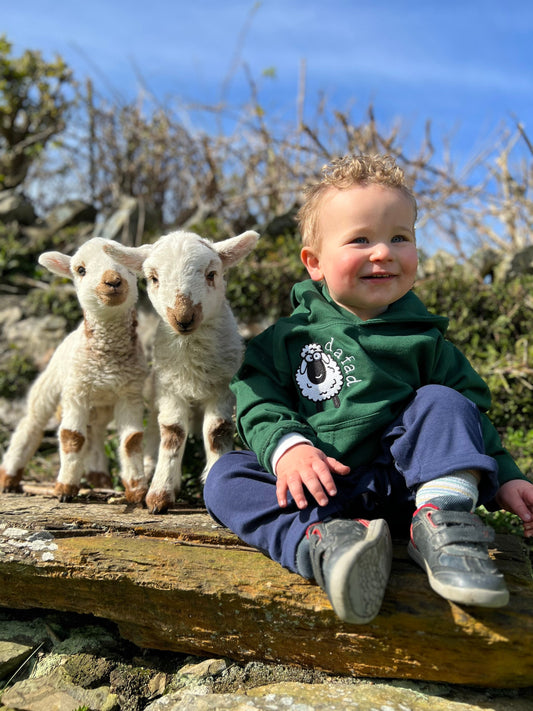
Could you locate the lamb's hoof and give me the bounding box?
[0,468,24,493]
[145,490,175,515]
[123,480,149,506]
[85,470,113,489]
[54,482,79,502]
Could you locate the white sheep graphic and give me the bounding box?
[295,343,343,411]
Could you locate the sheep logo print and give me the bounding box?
[295,343,344,411]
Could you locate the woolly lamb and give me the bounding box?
[0,237,150,503]
[105,229,259,514]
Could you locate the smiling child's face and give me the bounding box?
[301,183,418,320]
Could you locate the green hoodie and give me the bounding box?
[232,279,525,485]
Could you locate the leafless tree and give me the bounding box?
[17,57,533,259]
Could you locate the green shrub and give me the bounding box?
[26,281,82,331]
[0,347,38,398]
[226,231,306,322]
[0,223,90,289]
[477,507,525,539]
[415,273,533,440]
[501,428,533,475]
[0,224,37,281]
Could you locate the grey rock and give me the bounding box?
[418,249,459,279]
[43,199,97,233]
[0,609,531,711]
[0,616,56,649]
[0,302,24,329]
[143,681,499,711]
[0,640,34,680]
[494,244,533,282]
[0,189,37,225]
[177,658,229,682]
[0,396,31,432]
[1,666,117,711]
[3,313,68,369]
[94,196,142,245]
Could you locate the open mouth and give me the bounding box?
[167,315,198,335]
[175,324,195,335]
[362,274,395,280]
[98,290,126,305]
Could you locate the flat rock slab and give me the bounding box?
[145,681,533,711]
[0,486,532,688]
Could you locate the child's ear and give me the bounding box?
[301,246,324,281]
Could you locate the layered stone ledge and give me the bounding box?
[0,486,531,688]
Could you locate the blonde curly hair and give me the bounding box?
[297,154,417,250]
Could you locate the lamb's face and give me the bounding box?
[70,238,139,317]
[143,232,226,335]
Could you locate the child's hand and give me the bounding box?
[494,479,533,537]
[275,443,350,509]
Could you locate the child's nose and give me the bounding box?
[369,242,392,260]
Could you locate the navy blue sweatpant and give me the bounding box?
[204,385,499,575]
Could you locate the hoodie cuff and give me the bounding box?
[271,433,313,476]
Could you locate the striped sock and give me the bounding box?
[415,470,480,513]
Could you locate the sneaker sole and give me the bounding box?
[326,519,392,624]
[407,541,510,607]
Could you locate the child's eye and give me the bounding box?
[392,234,408,243]
[352,236,368,244]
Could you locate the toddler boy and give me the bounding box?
[204,154,533,623]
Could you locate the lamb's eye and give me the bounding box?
[206,270,216,284]
[313,352,321,361]
[76,265,86,276]
[148,273,159,287]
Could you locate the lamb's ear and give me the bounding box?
[38,251,72,278]
[215,230,259,269]
[103,241,152,274]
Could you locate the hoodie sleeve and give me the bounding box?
[432,339,526,484]
[231,325,317,473]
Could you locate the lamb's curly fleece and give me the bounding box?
[106,229,259,513]
[0,237,150,504]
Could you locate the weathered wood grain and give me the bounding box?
[0,486,532,687]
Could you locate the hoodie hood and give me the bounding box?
[290,279,449,334]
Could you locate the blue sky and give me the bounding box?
[4,0,532,167]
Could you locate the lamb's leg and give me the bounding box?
[201,393,236,482]
[0,367,61,492]
[145,396,188,514]
[114,396,148,505]
[142,381,159,481]
[1,416,48,492]
[142,409,159,480]
[84,406,113,489]
[55,403,89,502]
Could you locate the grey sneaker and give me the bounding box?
[408,504,509,607]
[306,518,392,624]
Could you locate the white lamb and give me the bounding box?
[105,229,259,514]
[0,237,150,504]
